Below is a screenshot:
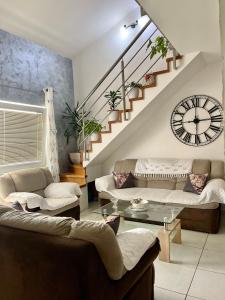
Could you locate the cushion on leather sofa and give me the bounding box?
[0,210,74,236]
[69,220,125,280]
[0,174,16,200]
[9,168,48,193]
[0,205,13,216]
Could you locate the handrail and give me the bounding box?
[77,26,158,124]
[76,19,152,112]
[78,54,163,148]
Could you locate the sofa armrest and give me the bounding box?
[95,175,115,192]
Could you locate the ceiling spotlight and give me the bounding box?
[124,20,138,30]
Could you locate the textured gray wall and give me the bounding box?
[0,29,75,171]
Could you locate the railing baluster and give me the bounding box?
[121,59,128,121]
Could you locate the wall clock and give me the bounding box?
[171,95,223,146]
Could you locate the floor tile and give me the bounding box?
[188,269,225,300]
[170,244,202,267]
[204,233,225,253]
[154,259,196,294]
[181,230,207,249]
[198,249,225,274]
[154,287,185,299]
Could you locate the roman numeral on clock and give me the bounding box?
[174,111,185,117]
[181,101,191,111]
[202,98,209,108]
[175,127,185,137]
[209,124,220,133]
[191,97,200,107]
[183,132,191,143]
[172,119,183,127]
[195,134,201,145]
[211,115,223,123]
[208,105,219,114]
[204,132,212,141]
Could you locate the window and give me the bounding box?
[0,101,45,172]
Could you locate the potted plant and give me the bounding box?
[126,81,142,99]
[146,36,170,59]
[84,119,103,142]
[62,102,88,164]
[105,90,122,122]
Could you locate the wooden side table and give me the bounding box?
[158,219,182,263]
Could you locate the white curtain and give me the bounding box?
[43,87,60,182]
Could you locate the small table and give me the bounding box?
[94,200,183,263]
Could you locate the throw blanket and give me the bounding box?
[134,158,193,178]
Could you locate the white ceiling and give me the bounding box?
[0,0,138,58]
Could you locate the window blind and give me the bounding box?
[0,109,44,166]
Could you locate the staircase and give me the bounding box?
[60,163,87,187]
[61,15,206,180]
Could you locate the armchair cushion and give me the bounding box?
[44,182,82,198]
[5,192,43,206]
[95,174,115,192]
[40,197,79,210]
[117,228,157,271]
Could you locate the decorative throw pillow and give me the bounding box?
[12,201,24,211]
[113,172,134,189]
[183,173,208,195]
[105,215,120,234]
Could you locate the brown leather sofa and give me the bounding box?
[0,220,160,300]
[97,159,224,233]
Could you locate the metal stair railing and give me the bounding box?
[76,19,177,160]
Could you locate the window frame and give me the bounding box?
[0,100,46,174]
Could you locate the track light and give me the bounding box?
[123,20,138,30]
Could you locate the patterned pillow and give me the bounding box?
[11,201,24,211]
[113,172,134,189]
[183,173,208,195]
[105,215,120,234]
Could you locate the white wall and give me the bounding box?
[72,8,165,122]
[137,0,221,60]
[103,61,224,174]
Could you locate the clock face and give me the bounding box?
[171,95,223,146]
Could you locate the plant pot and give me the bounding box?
[128,87,139,99]
[108,110,119,122]
[69,152,83,164]
[90,132,99,142]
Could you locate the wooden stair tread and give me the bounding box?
[86,54,183,154]
[61,173,85,178]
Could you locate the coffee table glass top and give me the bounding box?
[93,200,183,225]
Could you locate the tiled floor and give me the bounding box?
[81,203,225,300]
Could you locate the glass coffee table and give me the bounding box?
[94,200,184,263]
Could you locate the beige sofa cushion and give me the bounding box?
[114,159,137,173]
[9,168,48,193]
[192,159,211,175]
[211,160,224,179]
[0,174,16,200]
[69,220,124,280]
[0,210,74,236]
[0,205,13,216]
[146,178,176,190]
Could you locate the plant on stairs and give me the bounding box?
[126,81,142,99]
[84,119,103,142]
[147,36,170,59]
[105,90,122,122]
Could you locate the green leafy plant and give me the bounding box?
[126,81,142,90]
[147,36,169,59]
[62,102,89,149]
[84,119,103,136]
[105,90,122,110]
